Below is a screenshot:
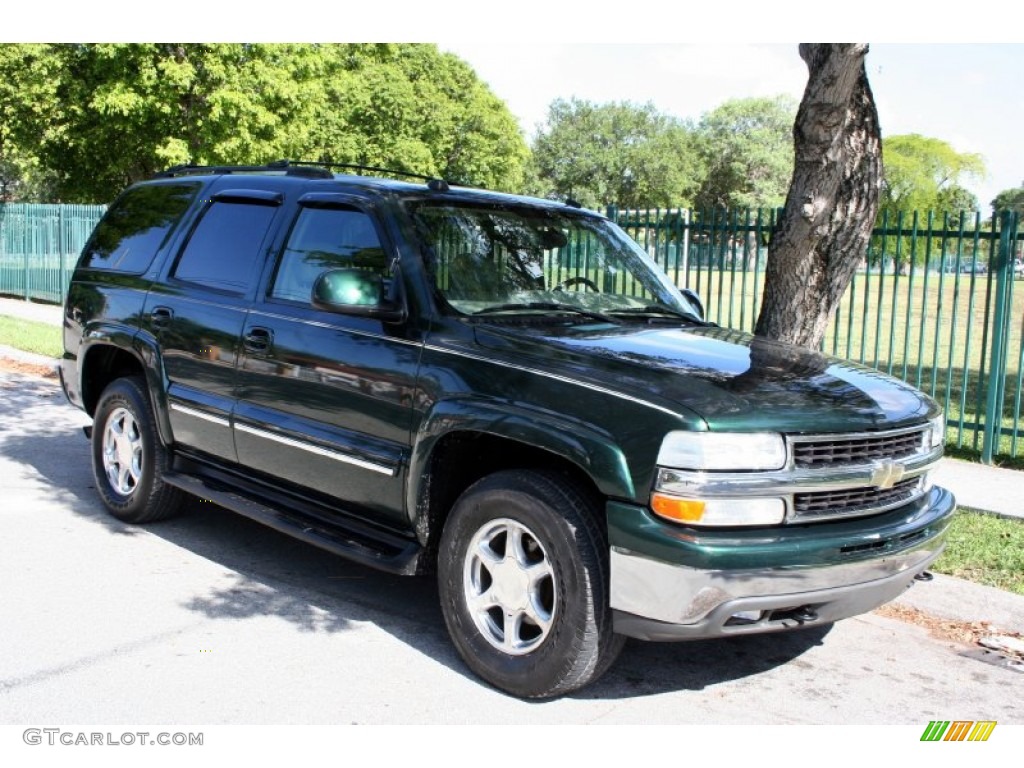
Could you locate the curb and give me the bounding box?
[892,572,1024,635]
[0,344,59,370]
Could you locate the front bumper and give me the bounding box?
[608,485,956,641]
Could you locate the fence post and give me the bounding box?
[58,205,66,303]
[22,206,30,301]
[981,211,1018,463]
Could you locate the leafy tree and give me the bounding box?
[755,44,882,349]
[309,45,528,191]
[531,98,703,210]
[0,44,60,200]
[0,43,528,203]
[693,95,797,210]
[935,184,980,214]
[991,184,1024,216]
[880,133,985,214]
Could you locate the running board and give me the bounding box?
[163,471,421,575]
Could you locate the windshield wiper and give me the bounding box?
[607,305,704,324]
[471,302,618,324]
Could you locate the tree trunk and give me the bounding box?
[754,44,882,348]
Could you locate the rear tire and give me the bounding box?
[437,469,624,698]
[92,376,186,523]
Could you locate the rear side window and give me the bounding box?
[81,183,199,272]
[172,201,278,295]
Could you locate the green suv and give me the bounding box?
[60,161,955,698]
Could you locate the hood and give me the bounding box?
[474,323,936,433]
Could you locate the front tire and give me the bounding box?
[92,376,185,523]
[438,470,624,698]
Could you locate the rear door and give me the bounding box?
[233,192,422,527]
[143,187,284,462]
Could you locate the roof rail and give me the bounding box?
[283,160,454,187]
[152,159,457,188]
[152,160,333,180]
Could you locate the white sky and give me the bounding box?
[439,42,1023,210]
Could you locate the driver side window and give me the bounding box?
[271,207,387,303]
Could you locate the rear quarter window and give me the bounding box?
[80,183,200,272]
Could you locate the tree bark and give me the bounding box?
[754,44,882,348]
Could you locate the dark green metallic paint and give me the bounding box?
[475,323,938,435]
[407,397,637,511]
[62,167,953,589]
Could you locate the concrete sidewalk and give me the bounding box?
[932,459,1023,521]
[0,296,64,326]
[0,295,1020,521]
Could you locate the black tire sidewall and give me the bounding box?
[438,474,604,698]
[91,378,161,522]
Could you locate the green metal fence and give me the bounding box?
[0,203,107,303]
[612,206,1024,462]
[2,201,1023,461]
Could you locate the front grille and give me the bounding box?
[791,477,923,521]
[792,429,927,469]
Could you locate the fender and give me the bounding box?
[131,327,175,448]
[406,396,638,537]
[79,323,175,448]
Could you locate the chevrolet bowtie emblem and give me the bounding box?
[870,459,906,490]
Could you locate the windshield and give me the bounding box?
[408,202,701,321]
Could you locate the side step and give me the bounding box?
[163,471,421,575]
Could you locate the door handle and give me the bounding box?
[243,326,273,354]
[151,306,174,329]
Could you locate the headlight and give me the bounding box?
[650,494,785,526]
[928,414,945,450]
[656,431,787,471]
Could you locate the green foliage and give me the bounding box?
[530,98,703,210]
[0,43,529,203]
[991,184,1024,216]
[935,183,980,214]
[881,134,985,214]
[693,95,796,210]
[309,45,528,191]
[0,44,61,200]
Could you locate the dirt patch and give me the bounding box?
[875,602,1024,652]
[0,357,57,379]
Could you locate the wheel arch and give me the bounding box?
[79,331,172,446]
[407,398,634,573]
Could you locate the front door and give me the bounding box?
[233,195,422,527]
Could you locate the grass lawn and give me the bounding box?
[0,314,62,358]
[933,508,1024,595]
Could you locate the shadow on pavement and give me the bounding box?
[1,371,831,700]
[582,625,832,700]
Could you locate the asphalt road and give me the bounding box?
[0,370,1019,725]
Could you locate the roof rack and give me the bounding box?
[153,160,333,180]
[153,159,455,189]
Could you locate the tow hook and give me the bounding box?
[793,606,818,623]
[914,571,934,582]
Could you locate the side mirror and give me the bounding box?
[681,288,705,322]
[311,268,406,323]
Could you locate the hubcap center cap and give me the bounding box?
[490,556,531,611]
[115,431,135,467]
